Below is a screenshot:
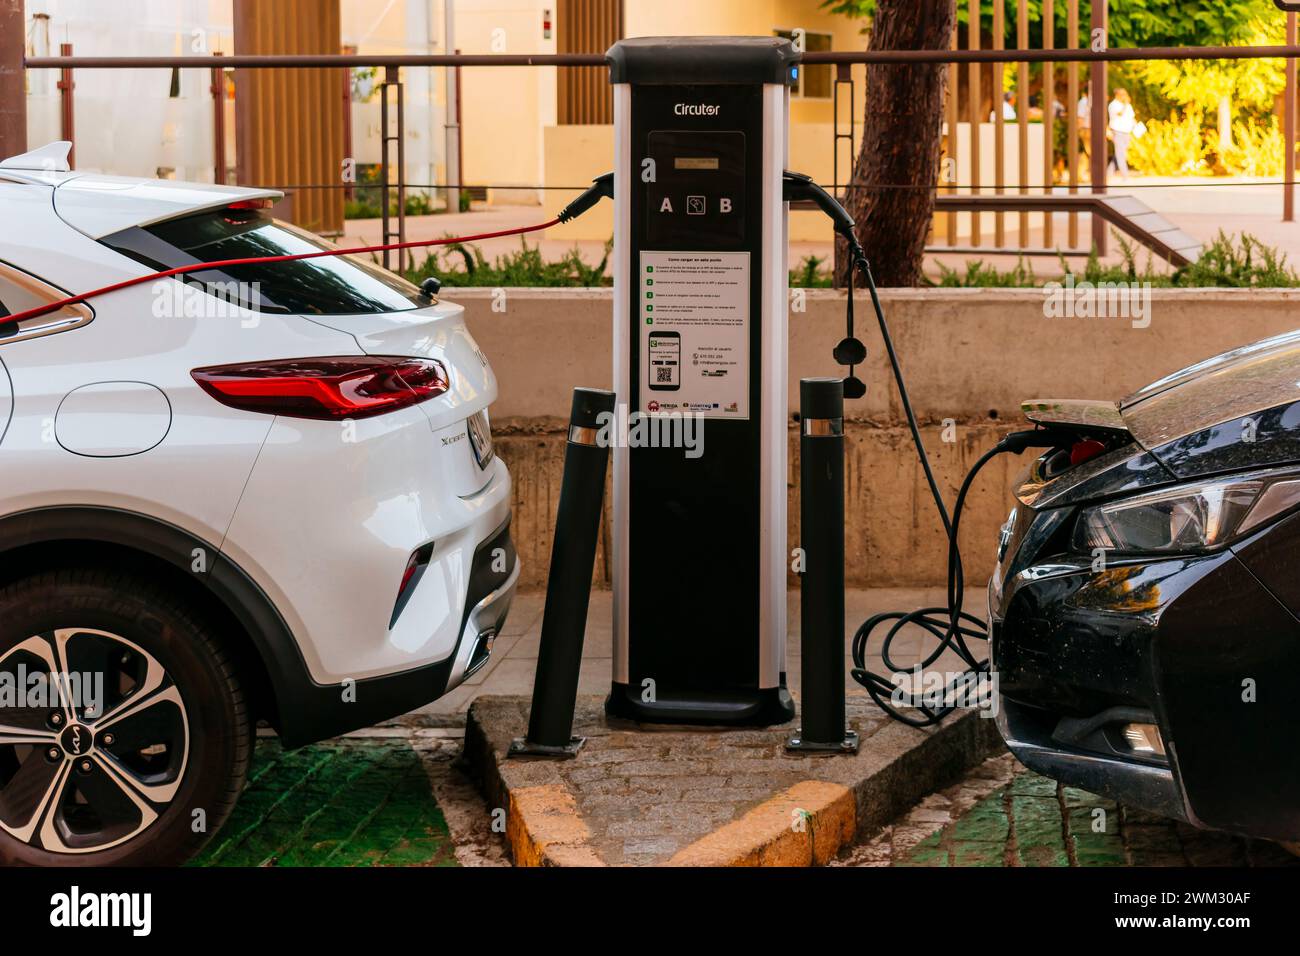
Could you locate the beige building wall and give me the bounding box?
[339,1,438,192]
[457,1,557,205]
[326,0,870,222]
[338,0,557,207]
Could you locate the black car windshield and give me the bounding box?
[100,207,424,315]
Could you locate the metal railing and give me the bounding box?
[25,45,1300,68]
[20,25,1300,268]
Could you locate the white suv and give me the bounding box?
[0,144,517,866]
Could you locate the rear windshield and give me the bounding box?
[101,208,423,315]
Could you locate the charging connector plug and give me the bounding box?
[558,172,614,223]
[996,428,1078,455]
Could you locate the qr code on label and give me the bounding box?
[656,367,673,383]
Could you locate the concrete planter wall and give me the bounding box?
[454,287,1300,590]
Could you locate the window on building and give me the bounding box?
[774,30,833,99]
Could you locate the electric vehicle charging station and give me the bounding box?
[603,37,800,726]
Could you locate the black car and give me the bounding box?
[990,330,1300,843]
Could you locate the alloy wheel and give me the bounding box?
[0,628,190,854]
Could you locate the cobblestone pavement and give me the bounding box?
[190,729,1298,868]
[837,754,1300,867]
[476,695,917,866]
[194,730,508,867]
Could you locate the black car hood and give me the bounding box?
[1120,329,1300,479]
[1019,329,1300,507]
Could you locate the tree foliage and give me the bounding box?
[823,0,1279,49]
[1107,0,1274,47]
[825,0,1292,176]
[1123,17,1286,117]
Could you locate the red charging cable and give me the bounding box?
[0,217,562,330]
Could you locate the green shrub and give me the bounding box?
[1059,234,1173,287]
[403,238,612,287]
[343,195,384,220]
[404,192,435,217]
[389,232,1295,290]
[1176,230,1300,287]
[343,188,459,220]
[929,257,1037,288]
[1219,116,1287,177]
[929,231,1300,289]
[1128,109,1209,176]
[790,255,833,287]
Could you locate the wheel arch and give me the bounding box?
[0,506,455,747]
[0,506,289,737]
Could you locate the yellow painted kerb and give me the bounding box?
[506,783,606,867]
[666,780,857,867]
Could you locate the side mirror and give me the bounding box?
[419,276,442,299]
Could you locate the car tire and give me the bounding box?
[0,567,250,866]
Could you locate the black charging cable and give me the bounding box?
[838,234,1075,726]
[781,170,1085,724]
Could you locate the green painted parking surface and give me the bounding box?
[193,738,456,868]
[898,770,1299,867]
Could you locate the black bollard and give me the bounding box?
[787,378,859,754]
[509,387,615,758]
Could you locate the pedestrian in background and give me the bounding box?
[990,90,1016,122]
[1108,88,1136,179]
[1077,92,1090,180]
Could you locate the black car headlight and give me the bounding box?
[1074,470,1300,554]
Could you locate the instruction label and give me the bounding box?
[638,251,750,421]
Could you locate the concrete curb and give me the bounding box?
[665,780,856,867]
[464,695,1004,867]
[463,700,606,867]
[505,784,605,867]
